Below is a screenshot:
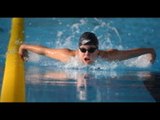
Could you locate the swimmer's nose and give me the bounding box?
[85,51,90,55]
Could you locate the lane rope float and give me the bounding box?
[0,18,25,102]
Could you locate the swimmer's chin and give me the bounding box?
[83,60,94,65]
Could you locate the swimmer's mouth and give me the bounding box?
[84,58,91,62]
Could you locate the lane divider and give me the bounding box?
[0,18,25,102]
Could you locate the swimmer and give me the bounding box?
[19,32,156,65]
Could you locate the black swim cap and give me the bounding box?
[79,32,99,48]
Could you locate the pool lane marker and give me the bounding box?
[0,18,25,102]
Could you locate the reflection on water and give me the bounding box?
[143,72,160,101]
[25,66,159,102]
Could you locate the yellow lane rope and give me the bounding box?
[0,18,25,102]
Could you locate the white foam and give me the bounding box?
[123,54,152,68]
[28,52,40,62]
[63,57,119,70]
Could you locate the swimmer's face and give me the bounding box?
[78,45,98,65]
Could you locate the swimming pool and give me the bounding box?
[0,18,160,102]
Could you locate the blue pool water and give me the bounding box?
[0,18,160,102]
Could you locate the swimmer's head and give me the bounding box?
[79,32,99,48]
[78,32,99,65]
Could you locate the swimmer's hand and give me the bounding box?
[148,48,156,64]
[19,45,29,61]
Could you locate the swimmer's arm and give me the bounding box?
[19,44,75,62]
[99,48,156,63]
